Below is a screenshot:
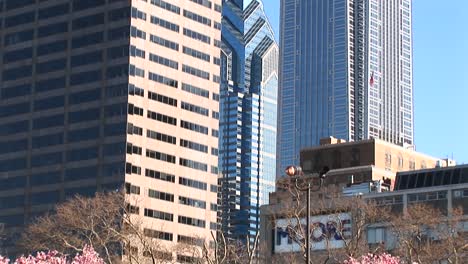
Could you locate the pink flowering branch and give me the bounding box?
[344,253,402,264]
[0,245,103,264]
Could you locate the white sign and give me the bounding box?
[274,213,351,253]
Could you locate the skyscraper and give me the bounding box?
[0,0,221,260]
[278,0,414,172]
[219,0,278,240]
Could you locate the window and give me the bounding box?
[146,149,176,163]
[108,7,130,22]
[128,103,144,116]
[210,184,217,193]
[189,0,212,9]
[70,70,102,86]
[183,28,210,44]
[183,10,211,26]
[126,142,142,155]
[33,114,64,129]
[144,208,173,221]
[72,32,104,49]
[150,0,180,14]
[30,171,61,186]
[35,76,66,93]
[182,83,209,98]
[180,139,208,153]
[177,235,204,245]
[125,183,141,194]
[125,162,141,175]
[3,47,33,63]
[4,29,34,46]
[182,46,210,62]
[37,40,67,56]
[69,89,101,105]
[179,158,207,172]
[108,26,130,40]
[39,3,69,20]
[106,64,128,79]
[179,196,206,209]
[66,147,99,162]
[36,58,67,74]
[104,122,126,136]
[147,129,176,144]
[71,51,103,67]
[38,22,68,38]
[6,0,35,11]
[129,84,144,97]
[0,139,28,155]
[103,142,125,156]
[131,7,147,20]
[149,53,178,69]
[145,168,175,183]
[150,34,179,51]
[68,126,100,142]
[179,177,207,190]
[143,229,173,241]
[1,84,31,99]
[129,64,145,77]
[0,120,28,136]
[0,158,27,172]
[148,189,174,202]
[182,64,209,80]
[3,65,32,81]
[130,26,146,39]
[130,45,145,59]
[148,72,178,88]
[180,120,208,135]
[210,203,217,212]
[150,16,179,32]
[34,96,65,111]
[148,91,177,106]
[0,102,30,118]
[105,103,127,118]
[211,148,218,156]
[127,123,143,135]
[31,152,63,167]
[178,215,205,228]
[72,0,105,11]
[181,101,209,116]
[147,110,177,125]
[72,13,105,30]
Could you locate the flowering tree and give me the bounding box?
[343,253,401,264]
[0,245,103,264]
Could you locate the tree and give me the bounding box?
[343,253,401,264]
[18,191,171,264]
[388,203,467,264]
[0,245,104,264]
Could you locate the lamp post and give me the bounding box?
[284,165,328,264]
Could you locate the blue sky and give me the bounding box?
[263,0,468,164]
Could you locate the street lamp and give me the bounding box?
[284,165,329,264]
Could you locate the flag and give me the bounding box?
[369,72,375,87]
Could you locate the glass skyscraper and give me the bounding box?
[0,0,222,260]
[278,0,415,172]
[219,0,278,240]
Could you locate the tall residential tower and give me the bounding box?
[219,0,278,240]
[0,0,221,260]
[278,0,414,172]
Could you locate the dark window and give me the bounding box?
[69,89,101,105]
[148,189,174,202]
[39,3,69,20]
[148,91,177,106]
[104,123,126,136]
[0,138,28,155]
[127,123,143,135]
[179,196,206,209]
[180,139,208,153]
[106,64,128,79]
[0,102,30,118]
[183,10,211,26]
[178,215,205,228]
[0,157,27,172]
[108,7,130,22]
[71,51,103,67]
[103,142,126,156]
[147,110,177,125]
[70,70,102,86]
[3,65,32,81]
[148,72,178,88]
[38,22,68,38]
[181,101,209,116]
[66,147,99,162]
[146,129,176,144]
[150,16,179,32]
[102,162,124,178]
[108,45,129,60]
[0,176,27,191]
[72,0,105,11]
[31,171,61,186]
[105,103,126,118]
[4,29,34,46]
[146,149,176,163]
[125,182,140,194]
[106,83,127,98]
[182,64,209,80]
[3,47,33,63]
[182,46,210,62]
[37,40,68,56]
[183,28,210,44]
[180,120,208,135]
[125,162,141,175]
[179,177,207,190]
[33,114,64,129]
[145,168,175,183]
[5,11,35,28]
[37,58,67,74]
[1,84,31,99]
[34,95,65,111]
[144,208,173,221]
[0,195,24,209]
[149,53,178,69]
[32,133,63,149]
[65,166,99,181]
[31,152,63,167]
[150,34,179,51]
[150,0,180,14]
[0,120,29,136]
[189,0,212,8]
[143,229,172,241]
[31,191,60,205]
[5,0,35,11]
[130,26,146,39]
[68,126,100,142]
[35,76,66,93]
[108,26,130,40]
[65,186,97,198]
[72,31,104,49]
[179,158,207,172]
[72,13,105,30]
[69,108,100,123]
[128,84,144,96]
[181,83,209,98]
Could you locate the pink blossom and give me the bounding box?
[0,245,103,264]
[344,253,401,264]
[0,256,10,264]
[71,245,104,264]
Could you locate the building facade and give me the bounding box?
[0,0,222,260]
[299,137,442,189]
[219,0,278,240]
[278,0,415,172]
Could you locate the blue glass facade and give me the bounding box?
[219,0,278,240]
[278,0,414,173]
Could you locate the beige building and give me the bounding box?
[298,137,443,189]
[0,0,222,261]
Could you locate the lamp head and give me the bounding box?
[285,165,302,177]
